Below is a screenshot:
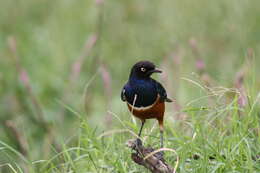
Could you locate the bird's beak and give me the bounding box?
[151,68,162,73]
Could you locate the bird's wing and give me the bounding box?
[154,80,173,102]
[121,86,126,102]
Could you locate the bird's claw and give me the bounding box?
[156,151,164,159]
[135,138,142,147]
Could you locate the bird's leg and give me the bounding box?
[158,119,164,148]
[136,120,145,146]
[138,120,145,137]
[160,128,163,148]
[158,119,164,158]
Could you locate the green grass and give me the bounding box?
[0,0,260,172]
[1,79,259,172]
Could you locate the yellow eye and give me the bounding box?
[141,67,146,72]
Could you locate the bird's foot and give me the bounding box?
[155,151,164,160]
[127,138,143,152]
[135,138,142,147]
[156,151,164,160]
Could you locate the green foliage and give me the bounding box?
[0,0,259,172]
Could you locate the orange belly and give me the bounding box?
[127,96,165,122]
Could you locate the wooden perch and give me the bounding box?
[126,139,175,173]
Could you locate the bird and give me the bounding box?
[121,60,172,149]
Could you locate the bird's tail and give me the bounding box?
[165,98,173,102]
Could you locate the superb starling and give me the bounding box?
[121,60,172,148]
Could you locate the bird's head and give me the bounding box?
[129,60,162,79]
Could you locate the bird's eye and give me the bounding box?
[140,67,146,72]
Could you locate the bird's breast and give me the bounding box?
[125,81,158,107]
[127,94,160,111]
[126,95,165,120]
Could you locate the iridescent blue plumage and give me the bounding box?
[122,78,158,107]
[121,60,172,107]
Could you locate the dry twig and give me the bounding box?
[126,139,175,173]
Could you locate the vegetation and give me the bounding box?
[0,0,259,172]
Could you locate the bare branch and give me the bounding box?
[126,139,175,173]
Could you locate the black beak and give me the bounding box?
[149,68,162,75]
[151,68,162,73]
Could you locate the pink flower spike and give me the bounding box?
[19,69,29,85]
[100,64,112,98]
[72,61,81,76]
[238,93,247,107]
[196,59,205,71]
[96,0,104,5]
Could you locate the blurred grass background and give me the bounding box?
[0,0,260,172]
